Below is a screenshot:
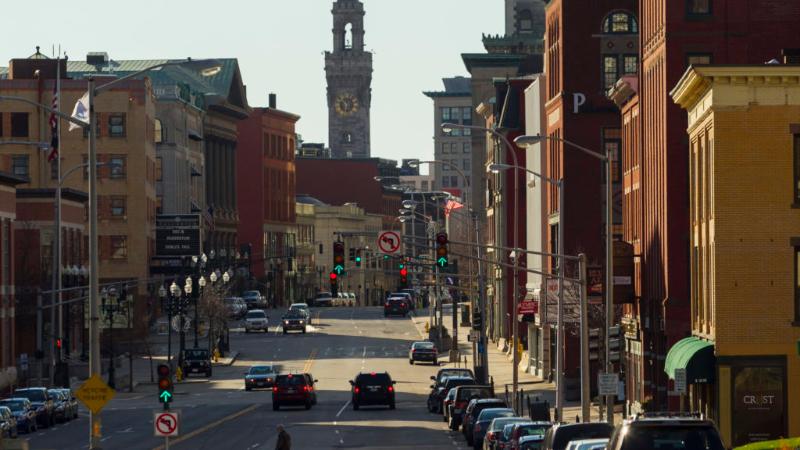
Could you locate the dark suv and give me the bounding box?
[13,388,54,428]
[181,348,212,377]
[448,385,494,430]
[462,398,508,444]
[384,298,408,317]
[429,376,475,414]
[272,373,318,410]
[606,413,725,450]
[350,372,396,410]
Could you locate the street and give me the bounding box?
[24,307,465,450]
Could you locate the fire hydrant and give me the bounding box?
[424,322,430,333]
[213,348,221,363]
[176,366,184,382]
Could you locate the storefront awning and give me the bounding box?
[664,336,716,384]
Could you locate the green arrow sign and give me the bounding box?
[334,265,345,275]
[159,390,173,403]
[437,257,448,268]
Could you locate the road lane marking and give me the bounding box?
[336,400,351,417]
[151,404,259,450]
[303,348,318,373]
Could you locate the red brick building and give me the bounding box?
[236,96,299,305]
[635,0,800,412]
[543,0,637,400]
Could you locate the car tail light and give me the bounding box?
[385,303,390,307]
[474,423,481,432]
[387,386,393,392]
[303,385,309,392]
[433,348,438,353]
[354,387,360,394]
[272,386,278,392]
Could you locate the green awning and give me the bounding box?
[664,336,716,384]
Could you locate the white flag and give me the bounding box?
[68,92,90,131]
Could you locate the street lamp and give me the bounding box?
[515,133,615,423]
[443,122,523,412]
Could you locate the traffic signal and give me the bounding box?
[56,339,62,350]
[355,250,362,267]
[349,248,356,262]
[157,364,173,408]
[399,266,408,288]
[330,272,339,296]
[608,325,623,363]
[589,328,601,361]
[472,307,482,331]
[435,232,449,268]
[333,242,345,276]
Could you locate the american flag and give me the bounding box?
[47,80,59,162]
[444,199,464,217]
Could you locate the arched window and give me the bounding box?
[154,119,163,144]
[603,11,637,34]
[343,132,352,144]
[344,23,353,50]
[518,9,534,34]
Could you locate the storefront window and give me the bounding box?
[732,365,786,446]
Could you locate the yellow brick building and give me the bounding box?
[672,65,800,447]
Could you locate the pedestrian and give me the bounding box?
[275,424,291,450]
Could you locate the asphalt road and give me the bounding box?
[23,307,468,450]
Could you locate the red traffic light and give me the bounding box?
[157,364,170,377]
[400,268,408,277]
[56,339,62,349]
[436,233,448,245]
[158,378,171,390]
[329,272,338,280]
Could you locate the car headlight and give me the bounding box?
[299,320,305,324]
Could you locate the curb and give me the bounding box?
[213,350,240,367]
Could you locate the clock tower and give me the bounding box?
[325,0,373,159]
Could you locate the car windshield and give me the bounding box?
[491,418,529,431]
[185,349,208,359]
[356,373,391,384]
[243,291,260,297]
[276,375,307,386]
[413,342,434,349]
[290,304,308,310]
[620,425,725,450]
[0,400,25,411]
[284,314,304,319]
[457,387,492,401]
[438,369,472,383]
[478,409,515,422]
[14,390,46,402]
[518,424,551,437]
[249,366,275,375]
[444,378,475,389]
[47,390,63,400]
[246,311,266,319]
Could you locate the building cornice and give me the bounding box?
[672,65,800,109]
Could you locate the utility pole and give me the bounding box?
[579,254,590,421]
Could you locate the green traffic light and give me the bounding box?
[159,390,173,402]
[355,256,362,262]
[399,263,404,269]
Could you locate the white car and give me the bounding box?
[244,309,269,333]
[289,303,311,320]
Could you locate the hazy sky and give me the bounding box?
[2,0,505,170]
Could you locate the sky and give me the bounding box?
[1,0,506,171]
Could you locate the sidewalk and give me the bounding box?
[410,306,622,424]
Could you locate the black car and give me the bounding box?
[462,398,508,443]
[409,341,438,365]
[350,372,396,410]
[47,389,70,423]
[448,385,494,430]
[427,368,475,412]
[55,388,79,420]
[181,348,212,377]
[13,388,54,428]
[282,313,307,334]
[244,364,279,391]
[541,422,615,450]
[606,413,725,450]
[384,298,408,317]
[429,376,475,414]
[0,399,36,434]
[272,373,318,410]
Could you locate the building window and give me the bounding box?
[109,156,126,179]
[109,114,126,137]
[442,177,450,188]
[11,155,28,177]
[463,159,471,171]
[687,0,711,16]
[450,176,459,187]
[110,236,127,260]
[517,9,534,33]
[603,55,619,89]
[156,157,163,181]
[687,53,713,66]
[10,113,29,138]
[462,107,472,126]
[463,142,471,153]
[624,55,638,75]
[110,197,126,217]
[603,11,637,34]
[154,119,163,144]
[343,132,352,144]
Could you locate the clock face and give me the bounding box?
[335,93,359,117]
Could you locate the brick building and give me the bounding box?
[237,94,300,307]
[543,0,637,401]
[635,0,800,412]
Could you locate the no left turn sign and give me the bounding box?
[154,411,179,437]
[378,231,401,254]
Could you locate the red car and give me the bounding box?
[272,373,317,410]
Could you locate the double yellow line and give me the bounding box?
[303,348,318,373]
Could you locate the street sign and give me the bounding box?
[75,374,116,414]
[517,300,538,315]
[171,315,191,333]
[674,368,687,395]
[468,330,480,342]
[155,214,201,257]
[378,231,401,255]
[154,411,180,437]
[19,353,28,371]
[598,372,618,396]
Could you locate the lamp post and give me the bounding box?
[442,122,522,412]
[515,133,615,424]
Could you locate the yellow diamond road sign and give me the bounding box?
[75,374,116,414]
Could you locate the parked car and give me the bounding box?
[47,389,71,423]
[0,405,18,439]
[484,417,532,450]
[564,439,608,450]
[242,290,267,309]
[244,309,270,333]
[442,388,458,423]
[508,422,552,450]
[313,291,333,307]
[430,376,475,414]
[224,297,247,319]
[282,312,307,334]
[541,423,615,450]
[428,368,475,412]
[181,348,212,377]
[0,399,36,434]
[13,388,54,428]
[605,412,725,450]
[350,371,396,410]
[272,373,317,410]
[449,385,495,430]
[518,434,546,450]
[463,399,509,443]
[409,341,438,365]
[244,364,279,391]
[53,388,78,420]
[471,408,516,449]
[384,298,409,317]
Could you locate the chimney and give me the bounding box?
[269,93,277,109]
[782,48,800,64]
